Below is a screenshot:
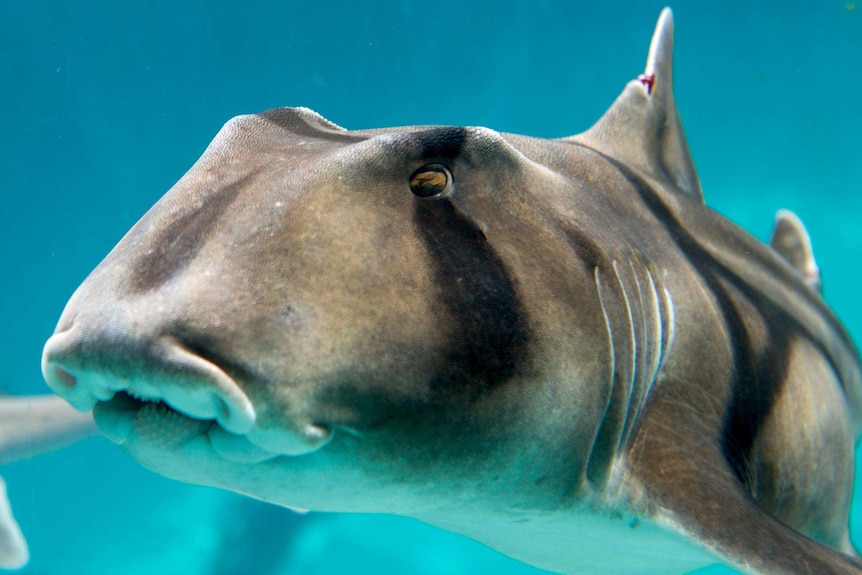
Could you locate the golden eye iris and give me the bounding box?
[409,164,454,198]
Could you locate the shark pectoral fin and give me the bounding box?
[647,476,862,575]
[627,399,862,575]
[0,395,98,466]
[0,477,28,570]
[568,8,703,202]
[769,209,822,293]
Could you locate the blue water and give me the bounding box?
[1,1,860,573]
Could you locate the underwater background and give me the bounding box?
[1,0,861,573]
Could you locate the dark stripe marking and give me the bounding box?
[413,127,469,161]
[129,174,254,293]
[415,198,530,402]
[595,159,781,483]
[564,142,846,487]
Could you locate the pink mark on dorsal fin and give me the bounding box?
[638,73,656,95]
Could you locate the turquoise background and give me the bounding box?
[1,1,861,573]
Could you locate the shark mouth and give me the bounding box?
[92,391,282,464]
[42,333,332,463]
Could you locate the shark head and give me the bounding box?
[40,7,698,521]
[41,107,609,515]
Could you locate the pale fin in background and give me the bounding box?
[0,395,97,570]
[0,478,26,570]
[769,209,822,292]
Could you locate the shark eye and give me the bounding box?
[409,164,454,198]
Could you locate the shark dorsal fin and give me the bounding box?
[569,8,703,202]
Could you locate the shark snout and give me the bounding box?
[42,324,257,438]
[41,303,333,460]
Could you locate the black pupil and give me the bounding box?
[409,165,451,198]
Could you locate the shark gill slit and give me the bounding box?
[610,261,640,454]
[557,224,624,486]
[587,256,673,487]
[577,146,810,487]
[588,266,629,486]
[618,260,668,454]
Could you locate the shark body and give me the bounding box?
[41,9,862,575]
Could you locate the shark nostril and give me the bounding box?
[49,365,78,389]
[42,332,84,396]
[41,338,101,412]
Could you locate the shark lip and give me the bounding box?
[90,391,332,462]
[42,332,257,435]
[43,331,333,460]
[93,391,209,445]
[92,392,280,464]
